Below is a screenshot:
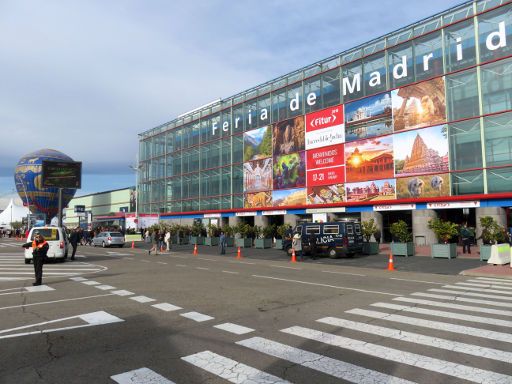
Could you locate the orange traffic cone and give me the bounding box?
[291,248,297,263]
[131,241,135,249]
[193,243,198,256]
[387,253,395,271]
[236,246,242,259]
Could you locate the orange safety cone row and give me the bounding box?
[290,248,297,263]
[193,243,198,256]
[387,253,395,271]
[236,246,242,259]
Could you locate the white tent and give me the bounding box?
[0,199,29,229]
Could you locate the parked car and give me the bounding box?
[24,226,68,264]
[92,232,125,248]
[283,220,363,258]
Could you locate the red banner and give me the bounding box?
[306,144,344,170]
[305,105,344,132]
[307,166,345,187]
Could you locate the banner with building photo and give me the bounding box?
[304,105,345,150]
[395,173,450,199]
[272,188,306,207]
[243,158,273,193]
[345,91,393,142]
[273,151,306,190]
[392,77,446,132]
[394,125,449,177]
[272,116,305,156]
[345,179,396,203]
[345,136,394,182]
[243,125,272,162]
[244,191,272,208]
[306,184,345,205]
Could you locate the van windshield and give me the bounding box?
[31,228,60,241]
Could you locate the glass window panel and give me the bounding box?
[443,4,473,25]
[181,150,190,174]
[487,166,512,192]
[182,174,191,199]
[481,57,512,114]
[363,53,387,95]
[272,88,287,123]
[221,166,231,196]
[165,132,174,154]
[221,138,231,166]
[322,68,341,107]
[172,153,181,175]
[414,32,444,81]
[257,94,271,126]
[232,165,243,194]
[233,194,243,209]
[221,196,231,210]
[232,105,245,133]
[200,120,209,143]
[220,110,231,137]
[388,42,414,88]
[449,119,483,170]
[304,74,322,114]
[414,18,441,37]
[446,68,480,121]
[173,130,182,152]
[451,170,484,195]
[287,83,303,118]
[190,147,200,172]
[478,4,512,63]
[190,173,199,198]
[483,111,512,166]
[245,99,258,130]
[232,135,243,164]
[444,19,476,73]
[342,62,362,102]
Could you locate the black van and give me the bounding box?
[283,221,363,258]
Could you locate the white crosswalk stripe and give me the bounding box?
[428,287,512,301]
[455,281,512,290]
[475,277,512,285]
[443,284,512,295]
[111,367,175,383]
[393,296,512,316]
[411,291,512,308]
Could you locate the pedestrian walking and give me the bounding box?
[460,222,473,254]
[22,232,49,286]
[308,232,317,260]
[292,232,302,261]
[164,230,171,251]
[149,230,159,255]
[158,231,165,252]
[219,231,226,255]
[69,227,80,260]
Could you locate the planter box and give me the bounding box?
[362,242,379,255]
[190,236,204,245]
[255,238,272,249]
[225,237,234,247]
[431,243,457,259]
[480,244,492,261]
[235,238,253,248]
[391,242,414,257]
[204,237,219,246]
[274,239,284,250]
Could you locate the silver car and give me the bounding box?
[92,232,125,248]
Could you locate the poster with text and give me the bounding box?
[272,188,306,207]
[345,92,393,142]
[345,136,394,182]
[307,184,345,205]
[305,105,345,149]
[392,77,446,132]
[394,125,449,177]
[243,158,273,193]
[306,144,344,169]
[272,116,305,156]
[396,173,450,199]
[345,179,396,203]
[306,166,345,187]
[243,126,272,162]
[273,151,306,190]
[244,191,272,208]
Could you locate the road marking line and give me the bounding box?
[322,270,366,277]
[198,257,217,262]
[0,311,123,339]
[371,302,512,327]
[0,267,101,271]
[281,326,511,383]
[270,265,302,270]
[317,316,512,363]
[69,277,87,281]
[0,277,31,281]
[111,290,134,296]
[455,282,512,290]
[394,296,512,317]
[176,264,187,267]
[169,255,187,259]
[0,293,115,311]
[347,308,512,343]
[237,337,415,384]
[24,285,54,292]
[252,275,399,296]
[411,292,512,308]
[182,350,289,384]
[111,367,175,384]
[151,303,182,312]
[0,272,86,275]
[389,277,444,285]
[429,288,512,302]
[196,267,209,270]
[475,277,512,285]
[228,260,256,265]
[213,323,254,335]
[156,262,167,265]
[139,260,150,263]
[221,270,239,274]
[442,284,512,295]
[130,296,156,303]
[180,311,214,322]
[95,285,116,291]
[82,281,101,285]
[0,287,23,293]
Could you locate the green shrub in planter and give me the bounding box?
[362,219,379,254]
[428,218,459,259]
[390,220,414,257]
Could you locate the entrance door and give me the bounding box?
[382,211,412,242]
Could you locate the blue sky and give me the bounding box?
[0,0,466,208]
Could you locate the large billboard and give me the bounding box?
[396,173,450,199]
[244,126,272,162]
[243,158,273,193]
[272,116,305,156]
[305,106,345,149]
[346,179,396,202]
[273,152,306,190]
[345,136,394,182]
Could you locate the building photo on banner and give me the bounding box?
[239,73,456,209]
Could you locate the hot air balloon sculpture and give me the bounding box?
[14,149,77,222]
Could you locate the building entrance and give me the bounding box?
[382,211,412,243]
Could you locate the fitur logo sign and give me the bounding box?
[211,21,508,137]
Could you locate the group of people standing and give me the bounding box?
[291,230,317,261]
[146,229,172,255]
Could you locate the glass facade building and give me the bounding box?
[138,0,512,227]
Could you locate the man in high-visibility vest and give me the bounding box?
[22,232,49,286]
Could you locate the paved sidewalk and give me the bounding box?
[460,263,512,279]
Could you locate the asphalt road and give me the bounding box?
[0,238,511,384]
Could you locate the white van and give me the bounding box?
[24,227,68,264]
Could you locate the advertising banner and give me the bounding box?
[306,166,345,187]
[392,77,446,132]
[396,173,450,199]
[374,203,416,211]
[345,136,394,182]
[243,126,272,162]
[245,191,272,208]
[272,188,306,207]
[273,151,306,190]
[305,105,345,149]
[272,116,305,156]
[243,158,273,193]
[306,184,345,205]
[427,201,480,209]
[345,179,396,203]
[306,144,344,170]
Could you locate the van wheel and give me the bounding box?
[102,241,106,248]
[25,259,30,264]
[328,247,338,259]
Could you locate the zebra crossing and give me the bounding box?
[111,276,512,384]
[0,241,24,248]
[0,252,106,281]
